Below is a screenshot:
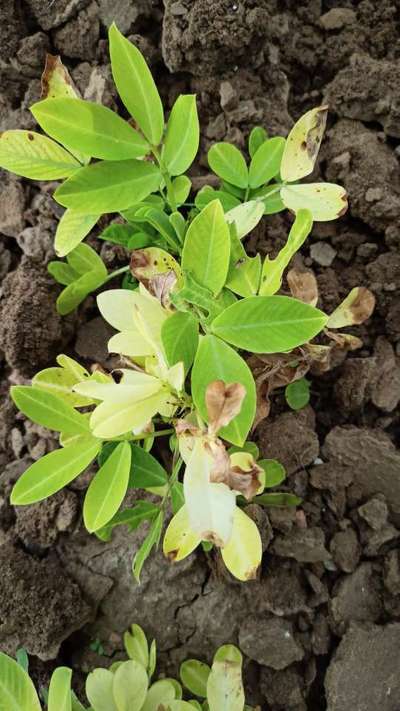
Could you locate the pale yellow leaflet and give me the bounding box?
[221,506,262,581]
[107,330,154,357]
[97,289,138,331]
[183,438,236,546]
[90,389,169,438]
[281,105,328,182]
[280,183,348,222]
[163,504,201,562]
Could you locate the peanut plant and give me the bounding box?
[0,25,374,582]
[0,623,257,710]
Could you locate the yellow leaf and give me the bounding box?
[97,289,139,331]
[163,505,201,562]
[107,330,154,357]
[327,287,375,328]
[184,438,236,546]
[73,370,161,402]
[221,507,262,581]
[280,183,348,222]
[281,105,328,182]
[90,390,168,438]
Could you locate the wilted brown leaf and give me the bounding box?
[287,268,319,306]
[327,287,375,328]
[208,442,263,500]
[148,271,177,308]
[206,380,246,434]
[41,54,79,99]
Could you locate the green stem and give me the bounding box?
[110,428,175,443]
[151,146,178,212]
[103,265,130,284]
[131,428,174,442]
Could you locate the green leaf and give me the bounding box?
[255,492,301,507]
[56,269,107,315]
[98,223,136,246]
[55,159,161,214]
[48,667,72,711]
[86,669,117,711]
[228,442,259,459]
[141,680,176,711]
[253,183,284,214]
[213,645,242,665]
[181,200,230,296]
[0,130,80,180]
[124,624,149,668]
[32,367,92,408]
[112,660,148,711]
[208,143,248,189]
[15,649,29,673]
[225,200,264,239]
[171,176,192,206]
[248,136,285,189]
[148,639,157,679]
[169,211,187,243]
[180,660,210,698]
[171,481,184,514]
[133,207,180,252]
[161,311,199,373]
[66,242,106,275]
[285,378,310,410]
[211,295,328,353]
[163,95,199,175]
[191,335,256,446]
[54,209,100,257]
[259,208,313,296]
[226,253,261,297]
[83,441,131,532]
[132,510,163,582]
[11,439,100,505]
[0,652,41,711]
[248,126,268,158]
[32,98,149,161]
[48,261,79,286]
[207,657,244,711]
[259,459,286,488]
[109,23,164,145]
[10,386,91,434]
[130,445,168,488]
[96,502,159,542]
[195,187,241,213]
[280,183,348,222]
[71,692,86,711]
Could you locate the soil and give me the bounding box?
[1,2,400,710]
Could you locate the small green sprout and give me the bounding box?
[0,624,257,711]
[2,26,375,582]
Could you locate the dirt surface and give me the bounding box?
[1,2,400,709]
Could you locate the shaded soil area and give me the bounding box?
[1,2,400,709]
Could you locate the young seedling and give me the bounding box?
[1,25,374,582]
[0,624,258,711]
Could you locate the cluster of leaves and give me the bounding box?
[0,623,256,711]
[2,25,375,582]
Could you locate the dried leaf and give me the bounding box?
[287,268,318,306]
[327,287,375,328]
[225,452,264,500]
[130,247,181,291]
[205,380,246,435]
[41,54,80,99]
[148,271,177,308]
